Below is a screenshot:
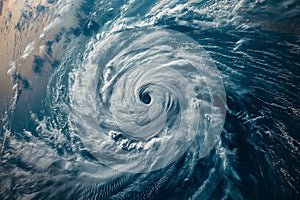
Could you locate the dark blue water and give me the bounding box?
[0,0,299,199]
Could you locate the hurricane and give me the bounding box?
[0,0,299,199]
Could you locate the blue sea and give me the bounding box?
[0,0,299,199]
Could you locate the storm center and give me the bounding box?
[139,92,151,104]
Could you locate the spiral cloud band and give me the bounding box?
[57,28,226,173]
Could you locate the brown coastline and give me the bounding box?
[0,1,57,115]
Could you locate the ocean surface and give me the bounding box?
[0,0,299,199]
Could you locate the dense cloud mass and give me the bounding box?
[0,0,299,199]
